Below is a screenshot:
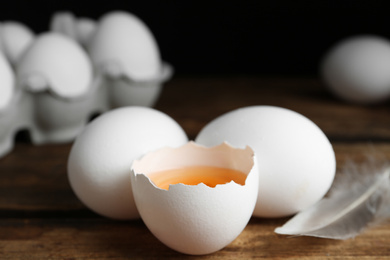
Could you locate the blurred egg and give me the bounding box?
[75,18,96,47]
[50,12,77,41]
[88,11,161,81]
[0,52,14,111]
[321,35,390,104]
[50,11,96,47]
[16,32,92,98]
[131,141,258,255]
[0,21,35,66]
[195,106,336,218]
[67,106,188,219]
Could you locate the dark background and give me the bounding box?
[1,0,390,77]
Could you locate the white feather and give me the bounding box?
[275,158,390,239]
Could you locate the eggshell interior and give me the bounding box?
[131,142,259,255]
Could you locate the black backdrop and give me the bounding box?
[1,0,390,76]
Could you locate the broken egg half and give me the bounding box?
[130,141,259,255]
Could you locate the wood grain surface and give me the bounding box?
[1,77,390,259]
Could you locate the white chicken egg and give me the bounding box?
[50,12,78,41]
[0,52,15,111]
[131,142,258,255]
[88,11,161,81]
[16,32,92,98]
[195,106,336,218]
[75,17,96,47]
[321,35,390,104]
[67,106,188,219]
[0,21,35,66]
[50,12,96,47]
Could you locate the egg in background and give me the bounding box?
[50,12,77,41]
[16,32,92,98]
[50,12,96,48]
[75,17,96,47]
[0,51,17,158]
[88,10,161,81]
[0,51,15,111]
[0,52,16,157]
[0,21,35,66]
[195,106,336,218]
[321,35,390,104]
[67,107,188,219]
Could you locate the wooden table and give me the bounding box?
[1,76,390,259]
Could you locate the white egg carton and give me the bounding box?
[0,11,173,159]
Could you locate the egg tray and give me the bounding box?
[0,63,173,159]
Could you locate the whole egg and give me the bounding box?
[16,32,92,98]
[67,106,188,219]
[88,11,161,81]
[321,35,390,104]
[195,106,336,218]
[0,52,14,111]
[0,21,34,66]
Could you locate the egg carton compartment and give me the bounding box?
[0,65,172,159]
[0,10,173,159]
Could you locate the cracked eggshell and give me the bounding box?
[0,51,15,111]
[195,106,336,218]
[67,106,188,219]
[0,21,35,65]
[88,11,161,81]
[130,142,259,255]
[16,32,92,98]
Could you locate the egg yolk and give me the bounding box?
[148,166,247,190]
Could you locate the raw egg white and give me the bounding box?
[131,142,258,255]
[16,32,92,98]
[67,107,188,219]
[88,11,161,81]
[321,35,390,104]
[195,106,336,218]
